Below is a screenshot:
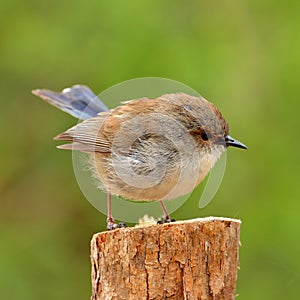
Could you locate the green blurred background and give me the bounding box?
[1,0,299,299]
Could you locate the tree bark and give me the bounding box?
[90,217,241,300]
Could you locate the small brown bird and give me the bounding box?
[32,85,247,229]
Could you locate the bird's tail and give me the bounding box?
[32,85,109,120]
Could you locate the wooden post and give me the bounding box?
[90,217,241,300]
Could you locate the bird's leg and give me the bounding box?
[158,200,176,224]
[106,191,127,230]
[106,191,115,230]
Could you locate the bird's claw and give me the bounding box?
[157,218,176,225]
[106,221,127,230]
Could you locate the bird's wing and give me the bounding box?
[54,95,191,153]
[55,112,113,152]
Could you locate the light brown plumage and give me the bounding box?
[54,93,229,201]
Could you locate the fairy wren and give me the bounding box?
[32,85,247,229]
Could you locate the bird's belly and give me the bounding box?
[89,151,215,202]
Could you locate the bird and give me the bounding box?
[32,85,247,230]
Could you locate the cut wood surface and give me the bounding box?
[90,217,241,300]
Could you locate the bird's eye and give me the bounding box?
[201,131,209,141]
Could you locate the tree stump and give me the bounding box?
[90,217,241,300]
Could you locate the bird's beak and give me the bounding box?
[225,135,247,149]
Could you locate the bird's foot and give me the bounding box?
[106,220,127,230]
[117,222,127,228]
[157,218,176,225]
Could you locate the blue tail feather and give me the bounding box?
[32,85,109,120]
